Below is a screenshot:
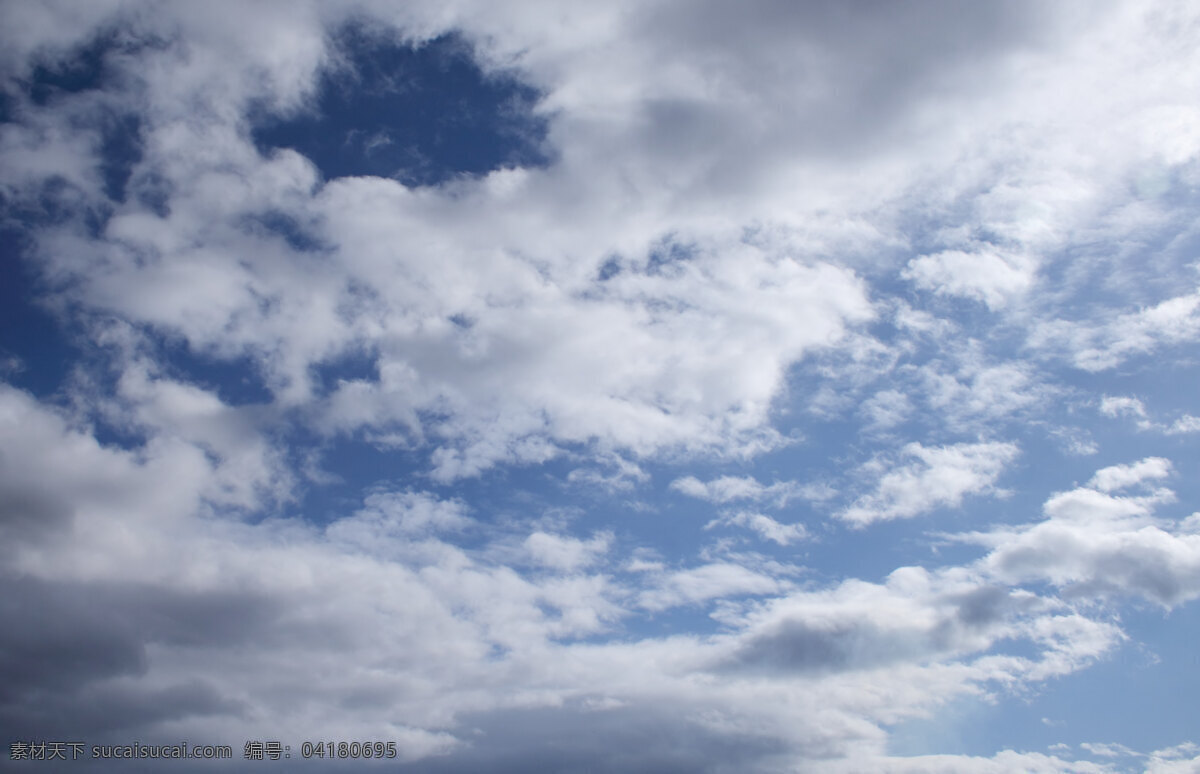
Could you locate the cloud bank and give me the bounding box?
[3,1,1200,771]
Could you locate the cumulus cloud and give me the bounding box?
[523,530,613,572]
[1147,743,1200,773]
[1165,414,1200,435]
[1100,395,1148,419]
[903,248,1037,310]
[839,442,1020,525]
[958,458,1200,608]
[1086,457,1172,493]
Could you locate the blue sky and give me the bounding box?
[3,1,1200,772]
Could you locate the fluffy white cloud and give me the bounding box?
[1087,457,1172,493]
[1166,414,1200,435]
[959,458,1200,608]
[840,442,1020,525]
[903,248,1037,310]
[523,530,613,572]
[1100,395,1148,419]
[1146,743,1200,773]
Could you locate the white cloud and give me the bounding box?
[705,511,809,546]
[567,454,650,493]
[961,458,1200,608]
[1147,743,1200,774]
[1099,400,1200,435]
[670,474,798,506]
[1049,426,1099,456]
[920,356,1047,430]
[1086,457,1172,493]
[860,389,913,431]
[1166,414,1200,435]
[523,530,613,572]
[840,442,1020,525]
[326,489,473,553]
[903,248,1037,310]
[1099,395,1147,419]
[820,751,1114,773]
[93,339,293,510]
[1080,742,1139,758]
[637,562,787,611]
[1034,290,1200,372]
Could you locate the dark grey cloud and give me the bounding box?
[725,617,933,673]
[949,584,1021,627]
[0,575,274,739]
[721,584,1034,674]
[0,576,146,700]
[0,481,74,544]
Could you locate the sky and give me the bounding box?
[2,1,1200,772]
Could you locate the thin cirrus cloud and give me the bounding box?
[2,0,1200,772]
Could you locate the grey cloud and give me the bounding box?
[720,581,1040,676]
[0,576,147,696]
[0,575,276,738]
[967,465,1200,609]
[0,480,74,544]
[646,1,1048,91]
[991,529,1200,608]
[6,679,242,743]
[715,580,1056,681]
[618,0,1069,174]
[726,618,920,673]
[950,584,1019,627]
[402,702,790,774]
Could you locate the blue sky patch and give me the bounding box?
[252,27,549,185]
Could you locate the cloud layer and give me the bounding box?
[3,1,1200,771]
